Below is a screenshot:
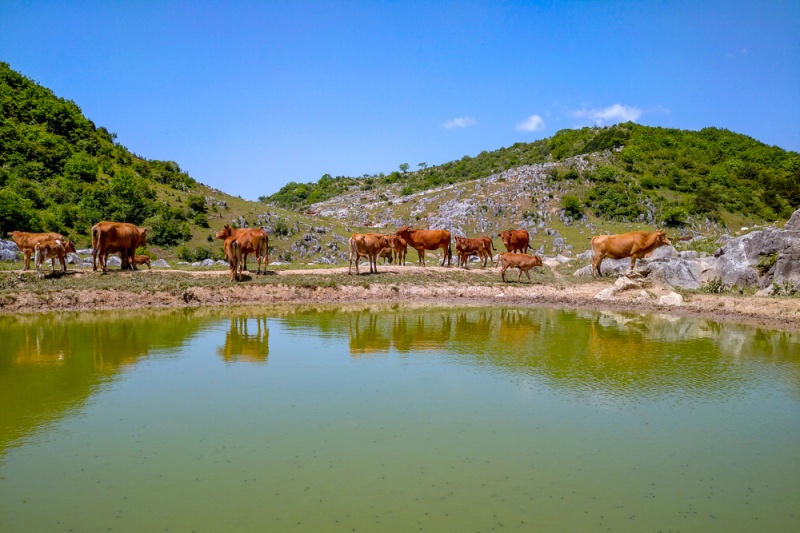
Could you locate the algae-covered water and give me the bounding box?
[1,305,798,532]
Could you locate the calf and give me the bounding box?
[455,236,492,268]
[590,230,671,277]
[34,238,76,279]
[131,255,152,270]
[498,252,543,283]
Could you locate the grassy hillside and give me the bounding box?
[264,123,800,225]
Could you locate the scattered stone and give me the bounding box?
[658,292,684,306]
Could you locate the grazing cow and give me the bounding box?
[390,235,407,266]
[348,233,390,274]
[8,231,64,271]
[91,222,147,272]
[590,230,672,277]
[223,236,243,282]
[34,238,76,279]
[498,252,543,283]
[131,255,152,270]
[455,236,493,268]
[499,229,532,254]
[215,225,269,275]
[395,226,452,267]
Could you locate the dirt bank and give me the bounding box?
[2,264,799,331]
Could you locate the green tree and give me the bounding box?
[399,163,410,173]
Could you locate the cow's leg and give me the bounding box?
[629,256,638,272]
[23,250,31,271]
[524,268,532,282]
[99,246,108,273]
[501,264,508,282]
[591,255,603,277]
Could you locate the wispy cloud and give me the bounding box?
[443,116,476,129]
[726,48,751,59]
[516,114,545,132]
[572,104,642,126]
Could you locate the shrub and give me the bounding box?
[561,195,583,218]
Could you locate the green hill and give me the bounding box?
[264,123,800,225]
[0,62,318,263]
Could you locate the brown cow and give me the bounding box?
[395,226,452,267]
[455,236,493,268]
[223,235,243,282]
[348,233,390,274]
[34,238,76,279]
[378,246,394,264]
[499,229,532,254]
[91,222,147,273]
[390,235,407,266]
[8,231,64,271]
[590,230,672,277]
[131,255,152,270]
[498,252,543,283]
[215,225,269,275]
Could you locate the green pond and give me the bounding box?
[1,305,799,532]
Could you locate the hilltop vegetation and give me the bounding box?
[264,123,800,225]
[0,62,202,242]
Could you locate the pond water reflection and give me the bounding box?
[1,305,798,532]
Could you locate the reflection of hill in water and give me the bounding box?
[0,309,213,455]
[276,304,800,399]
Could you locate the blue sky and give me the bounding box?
[2,1,798,200]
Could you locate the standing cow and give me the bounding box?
[395,226,452,267]
[348,233,390,274]
[223,235,243,282]
[91,222,147,273]
[590,230,672,276]
[499,229,532,254]
[215,225,269,275]
[8,231,65,271]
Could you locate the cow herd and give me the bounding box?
[6,221,672,284]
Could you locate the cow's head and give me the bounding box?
[64,240,77,254]
[395,225,411,236]
[137,228,148,247]
[499,230,512,247]
[655,230,671,246]
[216,224,233,239]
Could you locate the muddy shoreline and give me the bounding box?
[2,265,799,331]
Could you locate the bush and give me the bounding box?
[663,206,688,227]
[561,195,583,218]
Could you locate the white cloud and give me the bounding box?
[572,104,642,126]
[443,116,476,129]
[516,114,545,132]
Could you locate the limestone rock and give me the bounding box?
[658,292,683,306]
